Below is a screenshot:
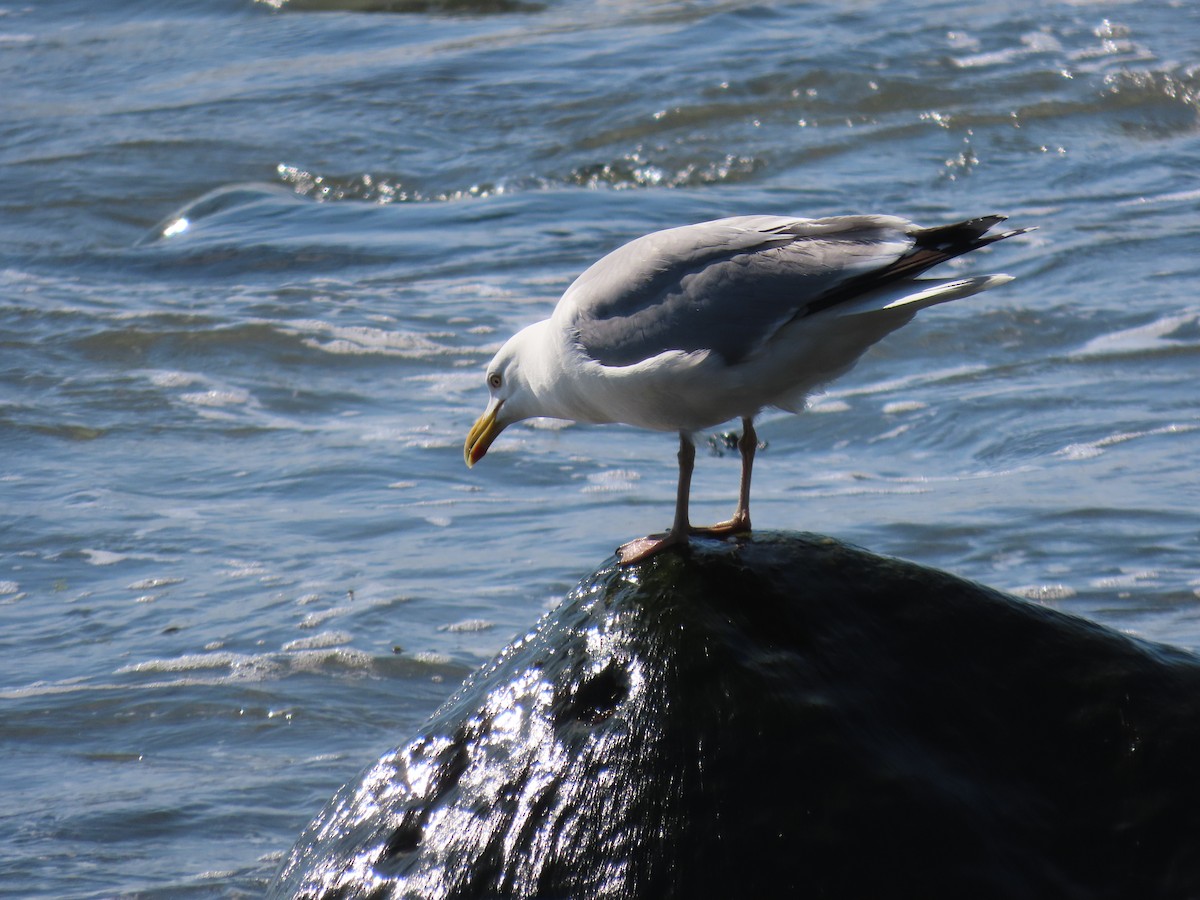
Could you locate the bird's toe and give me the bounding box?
[617,532,688,565]
[689,512,751,537]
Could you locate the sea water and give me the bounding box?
[1,0,1198,895]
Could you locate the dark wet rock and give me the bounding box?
[270,532,1200,899]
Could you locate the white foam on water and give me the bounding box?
[180,388,252,408]
[1072,310,1200,358]
[1009,584,1078,602]
[278,319,457,358]
[127,576,185,590]
[1055,423,1197,460]
[582,469,641,494]
[282,631,353,652]
[145,370,205,388]
[439,618,495,633]
[882,400,928,415]
[81,549,128,566]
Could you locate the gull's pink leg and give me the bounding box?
[690,417,755,536]
[618,431,694,564]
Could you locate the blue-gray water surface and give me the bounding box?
[1,0,1198,896]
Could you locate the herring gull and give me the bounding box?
[465,213,1028,563]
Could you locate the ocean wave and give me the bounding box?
[274,150,763,204]
[0,644,467,701]
[276,165,480,204]
[138,183,307,247]
[823,364,991,400]
[257,0,542,13]
[1009,583,1078,602]
[282,631,356,651]
[1099,68,1200,136]
[563,152,763,190]
[1072,309,1200,358]
[1055,424,1197,461]
[149,55,1196,232]
[274,318,460,358]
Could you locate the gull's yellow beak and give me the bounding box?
[464,400,504,467]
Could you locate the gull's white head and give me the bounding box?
[464,324,546,467]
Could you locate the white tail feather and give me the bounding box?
[834,274,1014,317]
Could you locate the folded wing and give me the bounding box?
[558,214,1026,367]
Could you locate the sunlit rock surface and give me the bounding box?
[270,532,1200,899]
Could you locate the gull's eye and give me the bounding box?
[487,372,502,390]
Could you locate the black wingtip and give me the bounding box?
[995,225,1037,239]
[796,213,1031,318]
[975,223,1037,250]
[915,215,1034,252]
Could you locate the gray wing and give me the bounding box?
[556,214,917,367]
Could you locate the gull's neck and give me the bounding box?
[514,319,612,425]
